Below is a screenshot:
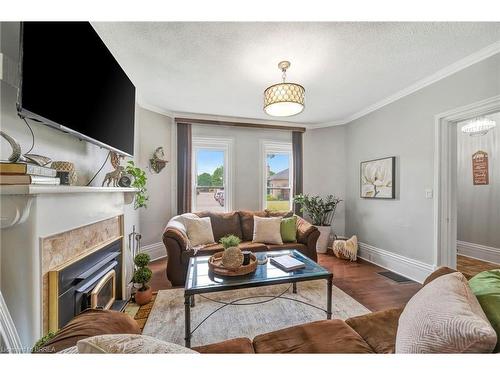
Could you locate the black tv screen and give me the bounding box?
[18,22,135,156]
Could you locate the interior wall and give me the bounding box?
[136,107,174,251]
[344,53,500,266]
[303,125,346,235]
[192,124,292,211]
[0,21,140,282]
[457,112,500,249]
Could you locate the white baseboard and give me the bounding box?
[358,242,435,283]
[141,242,167,261]
[457,241,500,265]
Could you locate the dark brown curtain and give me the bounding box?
[177,122,192,214]
[292,131,304,216]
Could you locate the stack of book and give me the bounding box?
[0,162,60,185]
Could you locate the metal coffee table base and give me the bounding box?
[184,278,333,348]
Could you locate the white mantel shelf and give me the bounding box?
[0,185,138,229]
[0,185,138,195]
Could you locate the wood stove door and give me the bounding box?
[90,270,116,310]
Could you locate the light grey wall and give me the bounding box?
[136,107,174,247]
[457,112,500,249]
[344,53,500,266]
[0,21,140,277]
[304,125,346,235]
[192,124,292,211]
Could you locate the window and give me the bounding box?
[262,141,293,211]
[192,138,233,212]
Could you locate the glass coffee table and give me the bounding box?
[183,249,333,347]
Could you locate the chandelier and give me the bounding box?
[461,117,496,136]
[263,61,305,117]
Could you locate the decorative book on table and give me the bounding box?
[0,162,57,177]
[0,175,60,185]
[270,255,305,271]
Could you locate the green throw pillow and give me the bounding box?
[469,269,500,353]
[280,216,297,243]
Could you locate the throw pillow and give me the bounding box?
[469,269,500,353]
[281,216,297,242]
[332,235,358,261]
[77,334,197,354]
[183,216,215,247]
[395,272,497,353]
[252,216,283,245]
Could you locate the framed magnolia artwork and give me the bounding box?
[360,156,396,199]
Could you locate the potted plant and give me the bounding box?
[133,253,153,305]
[125,161,149,209]
[219,234,243,269]
[293,194,343,253]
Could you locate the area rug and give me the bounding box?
[142,280,370,347]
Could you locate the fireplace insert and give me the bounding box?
[49,239,127,331]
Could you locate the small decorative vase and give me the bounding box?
[135,286,152,306]
[51,161,78,185]
[222,246,243,269]
[316,225,331,253]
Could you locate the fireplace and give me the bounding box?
[48,238,127,331]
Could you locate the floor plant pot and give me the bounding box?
[316,226,331,253]
[135,286,152,306]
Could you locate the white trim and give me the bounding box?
[192,136,234,212]
[358,242,435,284]
[141,242,167,261]
[434,95,500,269]
[260,140,293,211]
[457,241,500,265]
[137,101,175,118]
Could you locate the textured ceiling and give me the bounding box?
[92,22,500,125]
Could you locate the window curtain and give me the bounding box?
[292,131,304,216]
[177,122,192,214]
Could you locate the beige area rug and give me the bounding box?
[142,280,370,347]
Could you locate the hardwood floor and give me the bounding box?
[149,253,421,312]
[457,254,499,279]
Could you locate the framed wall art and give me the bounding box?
[360,156,396,199]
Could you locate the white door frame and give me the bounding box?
[434,95,500,269]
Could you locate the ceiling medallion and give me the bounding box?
[263,61,305,117]
[461,117,496,136]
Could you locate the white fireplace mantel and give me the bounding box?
[0,185,139,347]
[0,185,137,229]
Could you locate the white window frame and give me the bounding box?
[260,140,293,211]
[192,137,234,212]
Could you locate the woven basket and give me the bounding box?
[208,251,258,276]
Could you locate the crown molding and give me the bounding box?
[138,41,500,131]
[310,41,500,129]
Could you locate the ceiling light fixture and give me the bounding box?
[263,61,305,117]
[461,117,496,136]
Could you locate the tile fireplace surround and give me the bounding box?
[0,186,138,348]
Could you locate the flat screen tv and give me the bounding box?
[17,22,136,156]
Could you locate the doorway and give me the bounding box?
[434,95,500,271]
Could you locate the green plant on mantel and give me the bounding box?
[125,161,149,209]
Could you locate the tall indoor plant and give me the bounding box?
[294,194,343,253]
[133,253,153,305]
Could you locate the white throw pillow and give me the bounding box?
[252,216,283,245]
[395,272,497,353]
[77,334,197,354]
[183,216,215,247]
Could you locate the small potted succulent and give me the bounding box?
[220,235,243,269]
[133,253,153,305]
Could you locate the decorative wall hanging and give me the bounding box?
[360,156,396,199]
[149,147,168,174]
[472,151,489,185]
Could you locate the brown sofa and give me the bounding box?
[42,267,498,354]
[162,210,320,286]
